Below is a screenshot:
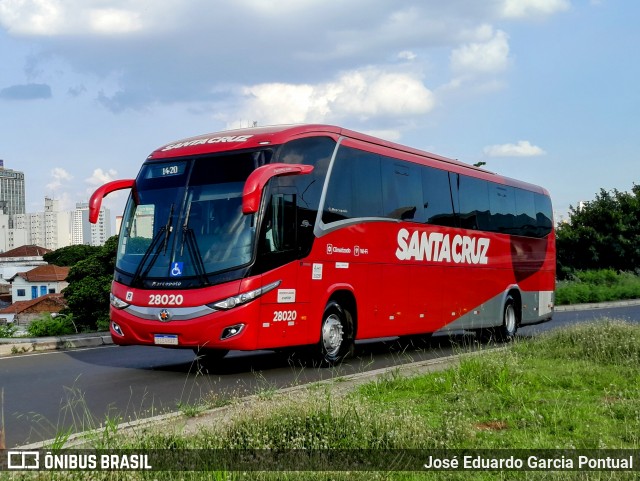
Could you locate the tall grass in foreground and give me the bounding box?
[6,319,640,480]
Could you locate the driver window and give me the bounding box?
[263,193,296,253]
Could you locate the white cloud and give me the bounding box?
[501,0,571,19]
[86,168,118,186]
[451,29,510,74]
[0,1,574,115]
[398,50,417,61]
[88,8,142,34]
[45,166,72,190]
[232,68,435,126]
[0,0,147,35]
[0,0,63,35]
[483,140,546,157]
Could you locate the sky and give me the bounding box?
[0,0,638,227]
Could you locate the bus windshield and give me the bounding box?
[116,149,271,287]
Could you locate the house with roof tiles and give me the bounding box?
[9,264,70,303]
[0,294,67,325]
[0,245,51,283]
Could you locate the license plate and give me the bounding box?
[154,334,178,346]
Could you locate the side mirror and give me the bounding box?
[242,163,313,214]
[89,179,135,223]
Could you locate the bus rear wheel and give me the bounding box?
[476,296,518,343]
[318,301,354,366]
[496,296,518,342]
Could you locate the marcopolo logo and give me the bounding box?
[395,228,490,265]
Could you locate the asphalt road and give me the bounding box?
[2,304,639,448]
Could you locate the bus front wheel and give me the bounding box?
[318,301,354,365]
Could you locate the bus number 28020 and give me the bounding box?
[273,310,297,322]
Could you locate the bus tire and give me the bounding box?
[476,296,518,343]
[495,295,518,342]
[318,301,354,366]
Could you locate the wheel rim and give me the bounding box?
[504,304,516,334]
[322,314,344,357]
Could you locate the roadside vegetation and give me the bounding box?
[5,319,640,480]
[555,269,640,305]
[553,185,640,306]
[44,236,118,332]
[555,185,640,278]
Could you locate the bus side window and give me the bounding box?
[322,145,383,224]
[381,159,422,221]
[514,189,537,237]
[458,175,490,231]
[534,193,553,237]
[489,185,516,234]
[264,193,297,253]
[421,166,457,227]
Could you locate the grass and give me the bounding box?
[5,319,640,480]
[556,269,640,305]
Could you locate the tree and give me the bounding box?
[556,185,640,277]
[62,236,118,331]
[43,244,100,266]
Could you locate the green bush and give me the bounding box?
[0,322,17,338]
[573,268,619,286]
[27,314,77,337]
[556,269,640,305]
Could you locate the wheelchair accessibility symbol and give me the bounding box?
[170,262,184,277]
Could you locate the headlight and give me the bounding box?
[208,280,281,310]
[110,293,130,309]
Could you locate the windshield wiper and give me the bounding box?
[179,202,209,286]
[130,204,174,287]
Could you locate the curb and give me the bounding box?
[0,333,113,357]
[554,299,640,312]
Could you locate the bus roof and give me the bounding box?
[147,124,549,195]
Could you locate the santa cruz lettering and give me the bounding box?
[395,228,490,265]
[161,135,253,152]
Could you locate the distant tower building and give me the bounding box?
[72,202,111,246]
[14,198,71,250]
[0,160,26,228]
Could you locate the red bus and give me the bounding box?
[90,124,555,365]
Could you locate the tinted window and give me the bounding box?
[490,184,516,234]
[422,167,457,226]
[534,193,553,237]
[190,151,258,187]
[458,175,490,230]
[382,158,422,221]
[263,193,297,253]
[322,146,383,224]
[514,188,537,237]
[276,137,336,211]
